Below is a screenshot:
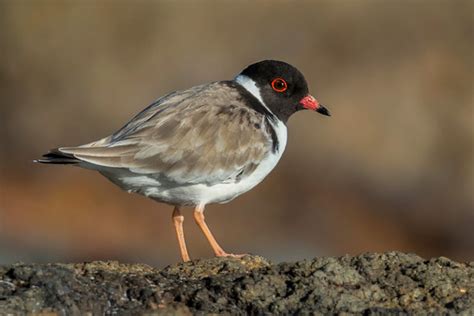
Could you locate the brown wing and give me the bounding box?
[60,82,273,185]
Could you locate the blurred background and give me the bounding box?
[0,0,472,266]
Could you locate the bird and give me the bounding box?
[36,60,330,262]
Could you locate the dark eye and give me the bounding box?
[271,78,288,93]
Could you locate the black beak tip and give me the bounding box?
[316,105,331,116]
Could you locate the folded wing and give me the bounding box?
[59,82,272,185]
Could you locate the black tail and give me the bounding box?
[35,149,80,165]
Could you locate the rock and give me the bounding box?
[0,252,472,315]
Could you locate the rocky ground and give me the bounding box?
[0,252,472,315]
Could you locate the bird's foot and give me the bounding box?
[216,252,248,258]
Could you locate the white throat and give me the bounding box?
[235,75,274,115]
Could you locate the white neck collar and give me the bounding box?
[235,75,274,115]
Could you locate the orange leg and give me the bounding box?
[172,206,190,262]
[193,204,245,258]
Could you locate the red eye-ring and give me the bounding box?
[271,78,288,93]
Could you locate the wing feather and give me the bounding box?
[60,82,272,185]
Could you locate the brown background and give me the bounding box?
[1,0,472,266]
